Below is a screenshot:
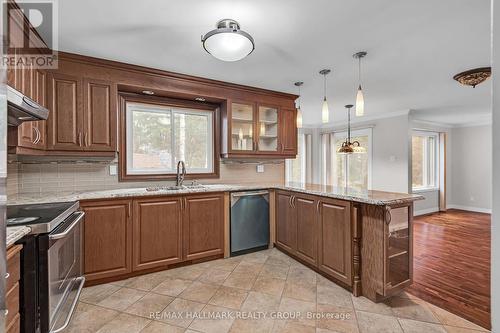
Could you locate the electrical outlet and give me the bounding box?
[257,164,265,173]
[109,165,118,175]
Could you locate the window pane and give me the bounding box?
[334,135,369,190]
[173,112,211,171]
[289,134,304,182]
[412,136,425,188]
[131,109,172,172]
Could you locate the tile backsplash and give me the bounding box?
[7,158,285,196]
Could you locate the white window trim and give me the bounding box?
[285,132,307,183]
[412,130,439,192]
[125,102,214,176]
[332,128,373,190]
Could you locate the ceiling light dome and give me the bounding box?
[201,19,255,62]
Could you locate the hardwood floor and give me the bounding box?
[407,209,491,329]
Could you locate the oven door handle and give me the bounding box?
[50,276,85,333]
[49,212,85,240]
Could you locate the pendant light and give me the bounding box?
[201,19,255,62]
[294,81,304,128]
[319,69,331,123]
[337,104,366,155]
[353,51,367,117]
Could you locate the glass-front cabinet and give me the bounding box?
[257,105,279,153]
[222,98,297,158]
[230,102,255,152]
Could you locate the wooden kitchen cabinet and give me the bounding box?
[275,190,297,253]
[46,72,117,153]
[5,245,22,333]
[133,197,183,271]
[295,194,318,266]
[317,197,352,286]
[221,100,298,159]
[81,200,132,282]
[183,193,224,261]
[47,72,84,151]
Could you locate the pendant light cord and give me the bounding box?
[358,57,362,85]
[323,73,327,99]
[298,85,301,108]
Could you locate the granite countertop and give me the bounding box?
[6,226,31,247]
[7,182,423,206]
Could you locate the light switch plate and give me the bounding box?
[257,164,265,173]
[109,165,118,175]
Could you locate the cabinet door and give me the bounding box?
[295,195,318,266]
[133,198,183,271]
[280,108,297,156]
[275,191,296,253]
[229,101,256,154]
[83,79,117,151]
[81,200,132,281]
[317,198,352,286]
[32,70,47,149]
[47,72,84,150]
[257,104,279,154]
[183,193,224,261]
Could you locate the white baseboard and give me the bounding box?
[414,207,439,216]
[447,204,492,214]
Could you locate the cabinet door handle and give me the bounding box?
[32,127,40,144]
[78,132,82,147]
[316,201,321,213]
[84,132,89,147]
[35,127,41,144]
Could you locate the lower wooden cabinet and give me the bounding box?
[82,193,224,282]
[184,193,224,261]
[133,197,183,271]
[275,190,353,287]
[81,200,132,281]
[295,195,318,266]
[276,191,296,253]
[6,245,22,333]
[317,197,352,286]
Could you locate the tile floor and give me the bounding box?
[68,248,490,333]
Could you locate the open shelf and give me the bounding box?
[388,247,408,259]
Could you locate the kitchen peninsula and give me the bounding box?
[8,182,422,303]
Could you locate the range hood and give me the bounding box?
[7,85,49,126]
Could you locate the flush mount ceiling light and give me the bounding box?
[294,81,304,129]
[353,51,367,116]
[337,104,366,155]
[453,67,491,88]
[319,69,331,124]
[201,19,255,62]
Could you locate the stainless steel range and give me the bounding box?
[7,202,85,333]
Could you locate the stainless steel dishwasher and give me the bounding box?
[230,190,270,256]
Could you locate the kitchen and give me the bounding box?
[0,0,497,333]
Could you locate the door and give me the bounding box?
[275,190,296,253]
[317,198,352,286]
[228,101,256,154]
[83,79,117,151]
[280,108,297,156]
[256,104,280,154]
[295,194,318,266]
[47,72,84,150]
[81,200,132,281]
[17,69,47,149]
[183,193,224,261]
[133,198,183,271]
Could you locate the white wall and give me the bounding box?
[491,0,499,329]
[449,125,492,212]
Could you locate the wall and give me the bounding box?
[491,0,499,329]
[450,125,492,212]
[7,158,285,197]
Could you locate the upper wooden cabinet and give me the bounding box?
[46,73,117,152]
[221,100,298,158]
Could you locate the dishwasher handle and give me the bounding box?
[231,191,269,198]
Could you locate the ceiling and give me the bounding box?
[50,0,491,126]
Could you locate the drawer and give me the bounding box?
[6,245,22,292]
[6,283,20,326]
[6,313,20,333]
